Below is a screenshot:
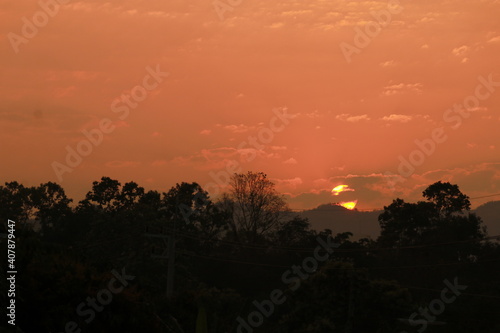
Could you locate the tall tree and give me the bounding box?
[378,198,438,247]
[162,182,228,248]
[77,176,121,213]
[0,181,36,226]
[378,181,485,262]
[31,182,73,236]
[117,181,145,210]
[422,181,471,217]
[223,171,289,243]
[270,216,315,248]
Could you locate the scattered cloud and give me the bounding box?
[487,36,500,43]
[273,177,303,189]
[335,113,370,122]
[379,60,396,67]
[381,83,423,96]
[452,45,469,56]
[223,124,255,133]
[269,22,285,29]
[381,114,413,123]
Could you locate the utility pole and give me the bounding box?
[145,198,180,299]
[166,233,175,298]
[145,226,175,299]
[344,279,355,333]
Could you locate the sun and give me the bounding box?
[331,185,354,196]
[338,200,357,210]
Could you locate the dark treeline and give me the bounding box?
[0,172,499,332]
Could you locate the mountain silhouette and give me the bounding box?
[475,200,500,236]
[300,201,500,240]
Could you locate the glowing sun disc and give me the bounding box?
[332,185,351,195]
[339,200,357,210]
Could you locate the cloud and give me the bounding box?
[295,110,329,119]
[466,106,488,113]
[335,113,370,122]
[312,178,332,188]
[151,160,168,167]
[487,36,500,43]
[222,124,255,133]
[381,83,423,96]
[381,114,413,123]
[273,177,303,189]
[269,22,285,29]
[452,45,469,56]
[375,163,500,205]
[169,145,279,171]
[305,110,322,118]
[3,0,500,212]
[281,10,313,17]
[379,60,396,67]
[170,147,239,170]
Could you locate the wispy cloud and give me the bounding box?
[335,113,370,122]
[381,83,423,96]
[381,114,413,123]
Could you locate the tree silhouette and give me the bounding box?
[223,171,289,243]
[422,181,471,217]
[78,176,122,213]
[162,182,229,251]
[31,182,72,237]
[0,181,36,226]
[2,176,499,333]
[378,181,486,266]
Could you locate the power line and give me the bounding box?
[470,192,500,200]
[176,249,500,272]
[152,225,500,253]
[402,285,500,299]
[176,250,291,268]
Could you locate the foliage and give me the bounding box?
[0,177,499,332]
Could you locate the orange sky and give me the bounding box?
[1,0,500,210]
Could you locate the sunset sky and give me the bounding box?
[1,0,500,211]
